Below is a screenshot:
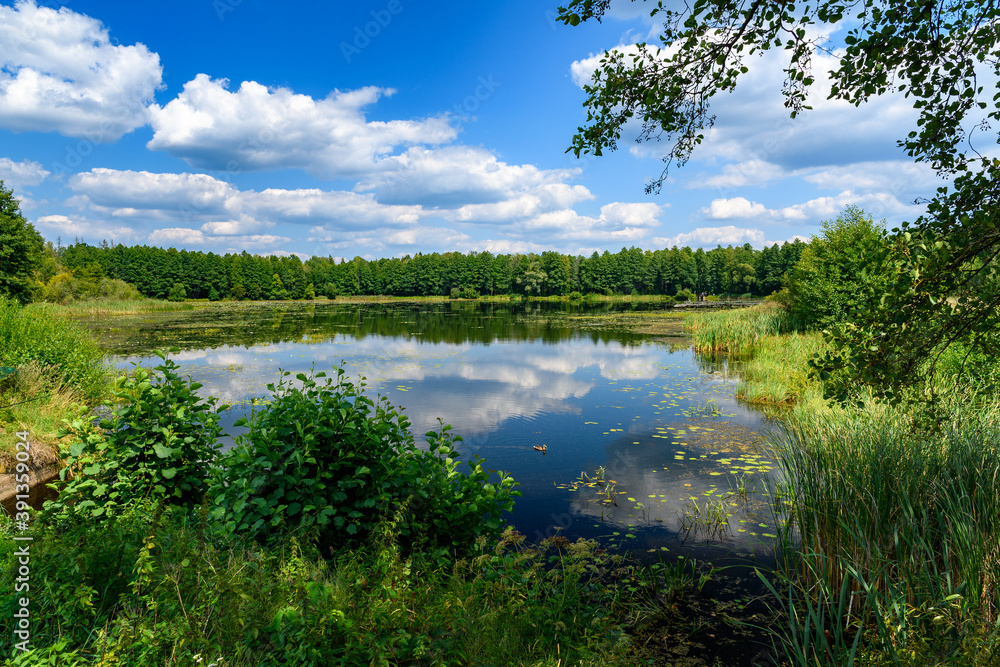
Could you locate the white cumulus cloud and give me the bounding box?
[147,75,456,176]
[69,169,427,232]
[654,225,766,248]
[0,0,161,139]
[0,157,48,189]
[700,191,922,225]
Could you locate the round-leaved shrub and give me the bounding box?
[211,367,518,556]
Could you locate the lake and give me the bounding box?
[79,300,780,563]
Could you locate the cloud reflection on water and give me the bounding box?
[121,335,668,438]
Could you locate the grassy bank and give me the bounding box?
[685,304,1000,664]
[685,303,828,413]
[1,505,639,666]
[0,298,110,455]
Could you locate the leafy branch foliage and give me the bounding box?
[558,0,1000,402]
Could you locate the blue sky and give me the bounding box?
[0,0,944,260]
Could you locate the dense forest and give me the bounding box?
[55,240,807,301]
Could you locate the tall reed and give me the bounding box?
[686,302,793,356]
[767,400,1000,664]
[28,298,194,317]
[733,332,827,409]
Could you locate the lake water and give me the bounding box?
[81,301,780,562]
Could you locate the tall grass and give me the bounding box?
[28,298,194,316]
[0,297,110,454]
[766,400,1000,664]
[687,303,827,410]
[734,332,829,412]
[0,298,107,399]
[0,506,634,665]
[686,302,793,356]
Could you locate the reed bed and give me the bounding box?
[767,401,1000,664]
[685,302,793,356]
[28,298,195,316]
[734,332,828,411]
[687,304,827,409]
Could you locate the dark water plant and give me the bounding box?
[211,366,519,557]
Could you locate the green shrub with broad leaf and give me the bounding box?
[44,351,226,520]
[211,366,519,555]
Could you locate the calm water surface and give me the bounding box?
[81,301,780,562]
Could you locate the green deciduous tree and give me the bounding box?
[0,180,44,304]
[732,263,757,295]
[558,0,1000,400]
[783,206,894,330]
[517,260,547,295]
[167,282,187,302]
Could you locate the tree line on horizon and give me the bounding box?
[53,239,807,301]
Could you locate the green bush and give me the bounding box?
[166,283,187,302]
[448,287,479,299]
[43,272,145,303]
[0,297,108,399]
[675,288,695,302]
[211,367,519,555]
[44,352,226,521]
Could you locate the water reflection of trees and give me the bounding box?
[89,302,659,355]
